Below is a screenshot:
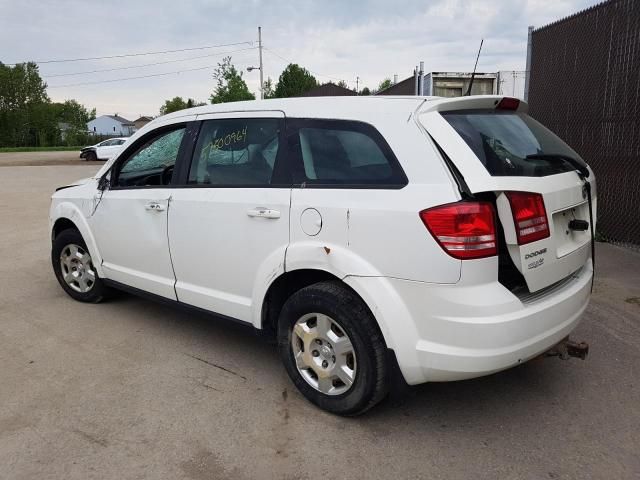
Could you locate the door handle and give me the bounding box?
[247,207,280,219]
[145,201,166,212]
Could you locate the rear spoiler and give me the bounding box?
[418,95,529,114]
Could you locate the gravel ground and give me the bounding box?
[0,151,103,167]
[0,165,639,480]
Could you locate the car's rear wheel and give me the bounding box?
[277,281,389,415]
[85,151,97,161]
[52,228,109,303]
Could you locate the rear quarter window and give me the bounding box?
[288,119,407,188]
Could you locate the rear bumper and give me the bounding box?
[345,260,592,385]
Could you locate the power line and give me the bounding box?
[48,64,221,88]
[43,46,257,78]
[263,47,355,85]
[5,41,253,65]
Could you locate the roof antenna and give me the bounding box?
[465,39,484,96]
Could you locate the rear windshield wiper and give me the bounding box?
[525,153,589,179]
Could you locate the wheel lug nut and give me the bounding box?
[332,356,335,362]
[322,360,328,368]
[312,350,319,357]
[315,339,322,345]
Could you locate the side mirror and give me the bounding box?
[98,175,110,191]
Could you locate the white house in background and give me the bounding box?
[87,115,135,136]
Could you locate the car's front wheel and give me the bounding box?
[277,281,390,415]
[85,151,97,161]
[51,228,109,303]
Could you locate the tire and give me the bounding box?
[277,281,389,416]
[51,228,109,303]
[85,151,97,162]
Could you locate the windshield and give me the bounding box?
[442,110,584,177]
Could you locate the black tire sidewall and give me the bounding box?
[52,228,106,303]
[86,151,97,161]
[277,282,387,415]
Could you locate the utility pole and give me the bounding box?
[248,27,265,99]
[258,26,264,100]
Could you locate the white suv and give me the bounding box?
[50,96,595,415]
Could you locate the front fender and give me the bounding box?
[50,200,105,277]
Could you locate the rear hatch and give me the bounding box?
[419,96,595,292]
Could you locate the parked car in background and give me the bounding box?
[80,137,128,161]
[51,96,595,415]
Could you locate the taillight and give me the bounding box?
[419,202,497,260]
[505,191,550,244]
[496,97,520,110]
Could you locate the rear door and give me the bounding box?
[420,97,595,292]
[167,112,290,323]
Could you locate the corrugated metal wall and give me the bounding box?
[528,0,640,246]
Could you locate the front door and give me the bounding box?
[90,125,188,299]
[168,113,290,323]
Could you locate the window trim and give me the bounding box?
[286,118,408,189]
[107,122,192,190]
[173,117,292,189]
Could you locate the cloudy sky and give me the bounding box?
[1,0,600,119]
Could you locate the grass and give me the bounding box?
[0,146,82,152]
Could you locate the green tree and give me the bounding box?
[0,61,50,146]
[273,64,317,98]
[0,62,96,147]
[52,100,97,145]
[160,97,187,115]
[209,56,255,104]
[376,78,393,93]
[337,80,349,89]
[54,100,95,125]
[159,97,205,115]
[262,77,276,99]
[359,87,372,96]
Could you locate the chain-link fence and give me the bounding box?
[528,0,640,247]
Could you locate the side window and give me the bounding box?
[188,118,281,186]
[291,120,406,187]
[115,127,185,187]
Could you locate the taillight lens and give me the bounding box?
[505,191,550,244]
[419,202,497,259]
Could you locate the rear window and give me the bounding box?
[442,110,582,177]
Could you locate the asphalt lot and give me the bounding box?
[1,163,639,479]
